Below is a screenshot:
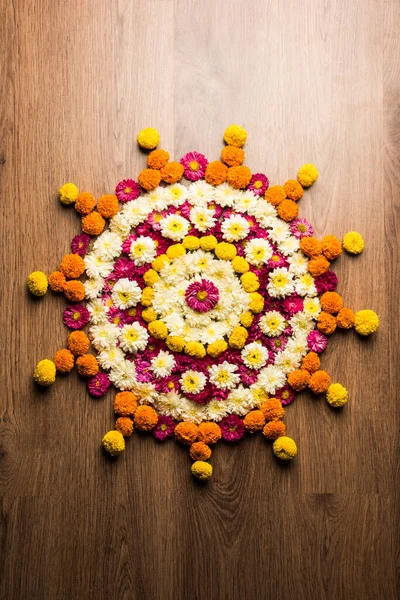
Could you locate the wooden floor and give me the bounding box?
[1,1,399,598]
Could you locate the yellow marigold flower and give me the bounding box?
[326,383,348,408]
[137,127,160,150]
[223,124,247,148]
[200,235,218,251]
[231,256,249,273]
[215,242,237,260]
[343,231,364,254]
[27,271,48,296]
[142,307,157,323]
[59,182,78,205]
[228,326,248,349]
[182,235,200,250]
[249,292,264,313]
[166,244,186,259]
[141,286,155,307]
[241,271,260,292]
[354,310,379,336]
[240,311,254,328]
[273,436,298,461]
[152,254,170,272]
[191,460,213,481]
[166,336,186,353]
[297,163,318,187]
[148,320,168,340]
[185,341,206,358]
[102,430,125,456]
[143,269,159,286]
[34,359,56,386]
[207,340,228,357]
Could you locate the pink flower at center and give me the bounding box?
[185,279,219,313]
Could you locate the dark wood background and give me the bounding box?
[1,1,399,598]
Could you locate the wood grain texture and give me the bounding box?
[0,1,399,598]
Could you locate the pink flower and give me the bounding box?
[266,253,289,270]
[282,295,304,316]
[314,270,338,294]
[153,415,176,441]
[220,415,245,442]
[289,218,314,239]
[185,279,219,313]
[135,358,152,383]
[155,375,180,393]
[88,372,111,397]
[63,304,90,329]
[307,330,328,353]
[248,173,269,196]
[108,307,129,327]
[113,258,136,280]
[71,234,90,256]
[180,151,208,181]
[115,179,141,202]
[275,385,295,406]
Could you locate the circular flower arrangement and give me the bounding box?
[28,125,379,481]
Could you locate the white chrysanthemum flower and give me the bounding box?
[285,335,309,358]
[245,238,273,265]
[303,297,321,319]
[119,322,149,353]
[93,231,122,261]
[189,206,216,232]
[87,298,109,324]
[295,273,317,297]
[235,190,258,213]
[90,323,120,351]
[199,322,227,344]
[109,213,131,238]
[122,199,150,227]
[208,362,240,390]
[226,386,254,416]
[132,381,158,402]
[221,214,250,242]
[97,347,125,370]
[150,350,175,378]
[267,267,295,298]
[214,182,236,207]
[108,359,137,390]
[129,236,157,266]
[160,214,190,241]
[289,312,315,336]
[241,342,269,369]
[251,199,278,227]
[257,365,286,394]
[180,370,207,394]
[164,183,187,206]
[259,310,286,336]
[84,253,115,279]
[84,278,104,300]
[268,221,290,244]
[278,236,300,256]
[288,252,309,276]
[144,187,167,211]
[111,278,141,309]
[206,260,233,281]
[206,399,229,421]
[274,349,301,374]
[187,181,215,205]
[185,250,212,273]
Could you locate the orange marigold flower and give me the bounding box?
[147,149,170,170]
[221,145,245,167]
[63,280,86,302]
[197,422,221,445]
[283,179,304,201]
[174,421,199,445]
[81,211,105,235]
[134,405,158,431]
[320,291,343,314]
[260,398,285,421]
[309,370,331,394]
[227,165,252,189]
[74,192,96,215]
[115,417,134,437]
[317,311,337,335]
[205,161,228,186]
[262,420,286,440]
[287,369,310,391]
[301,352,321,374]
[308,256,330,277]
[48,271,66,292]
[54,349,74,373]
[243,410,266,433]
[138,168,162,191]
[160,161,184,184]
[76,354,99,377]
[277,199,299,222]
[321,234,342,260]
[113,391,138,417]
[189,441,212,461]
[67,330,90,356]
[59,253,85,279]
[299,236,322,258]
[264,185,286,206]
[337,307,355,329]
[97,194,119,219]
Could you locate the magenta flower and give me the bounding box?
[220,415,245,442]
[185,279,219,313]
[115,179,141,202]
[307,330,328,353]
[63,304,90,330]
[153,415,176,441]
[289,218,314,239]
[113,257,136,280]
[248,173,269,196]
[314,270,338,294]
[275,385,295,406]
[282,295,304,316]
[180,151,208,181]
[71,234,90,256]
[88,372,111,397]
